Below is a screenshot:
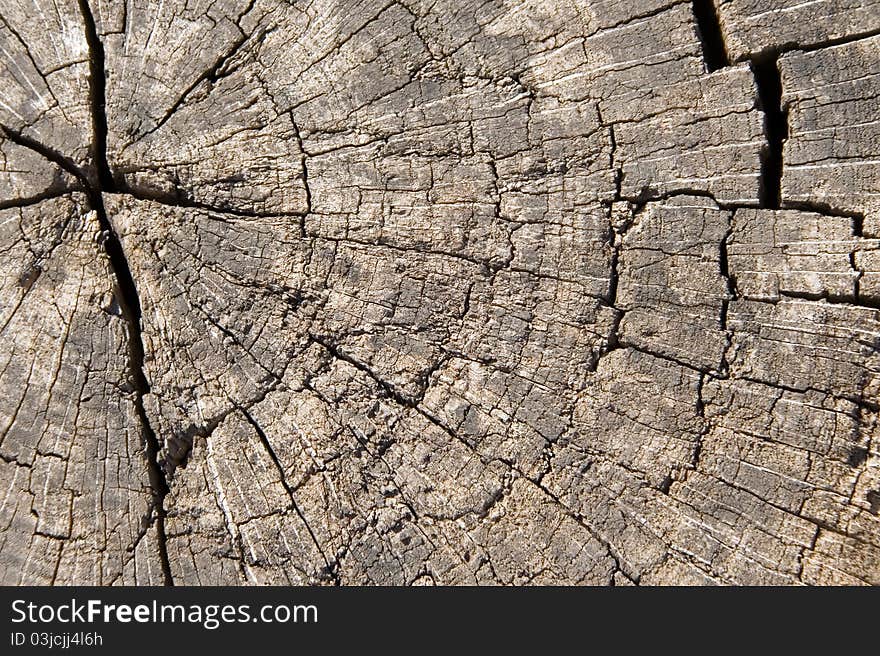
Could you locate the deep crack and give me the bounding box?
[752,53,787,210]
[692,0,730,72]
[77,0,115,192]
[81,0,174,585]
[1,0,878,587]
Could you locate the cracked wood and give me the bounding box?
[0,0,879,586]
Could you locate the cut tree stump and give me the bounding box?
[0,0,878,585]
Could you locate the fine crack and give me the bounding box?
[781,198,865,231]
[122,0,260,153]
[238,406,340,585]
[290,114,311,237]
[746,25,880,61]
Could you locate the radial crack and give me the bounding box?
[77,0,115,191]
[79,0,173,584]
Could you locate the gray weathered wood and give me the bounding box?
[0,0,878,585]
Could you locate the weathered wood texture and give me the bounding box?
[0,0,878,585]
